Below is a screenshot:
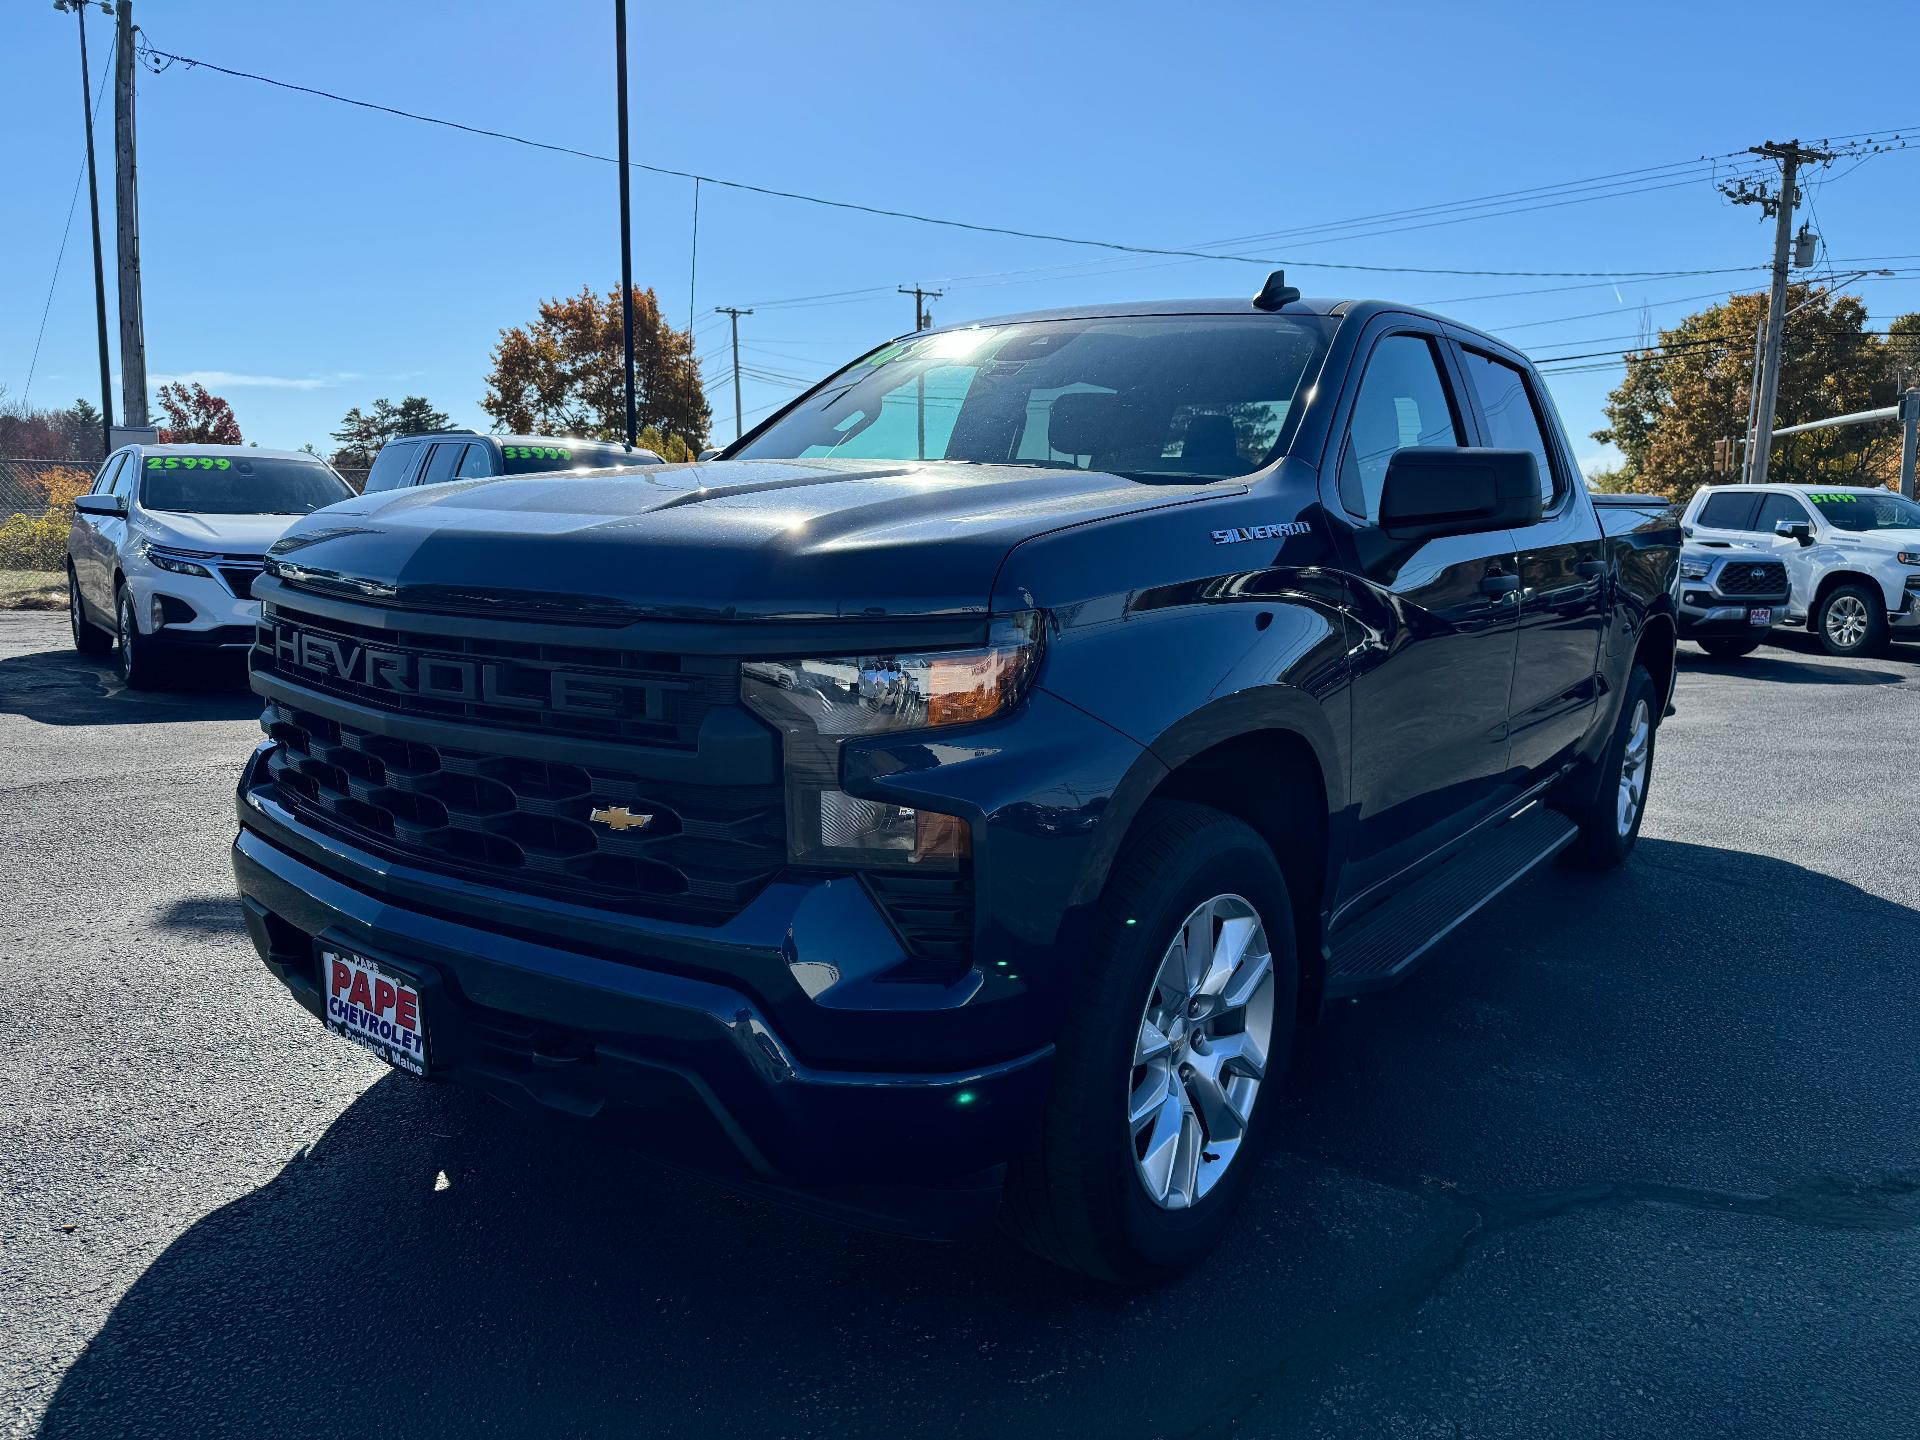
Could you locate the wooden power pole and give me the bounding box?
[114,0,148,428]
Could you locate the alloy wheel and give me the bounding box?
[117,591,136,683]
[1824,593,1869,651]
[1129,894,1276,1210]
[1616,696,1651,837]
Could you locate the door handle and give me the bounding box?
[1576,560,1609,579]
[1480,572,1521,596]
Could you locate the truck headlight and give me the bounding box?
[1678,557,1712,581]
[1897,551,1920,566]
[142,542,214,578]
[741,616,1040,868]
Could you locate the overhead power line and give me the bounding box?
[136,35,1818,283]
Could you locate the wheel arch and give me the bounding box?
[1811,568,1890,612]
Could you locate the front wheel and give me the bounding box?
[115,585,162,690]
[1815,584,1888,657]
[1563,663,1656,871]
[1001,801,1298,1284]
[1698,637,1761,659]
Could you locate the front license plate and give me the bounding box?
[321,947,428,1076]
[1748,607,1773,626]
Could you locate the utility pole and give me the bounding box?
[1725,140,1832,486]
[613,0,637,448]
[898,284,943,332]
[58,0,115,459]
[113,0,147,428]
[716,307,752,441]
[1901,389,1920,501]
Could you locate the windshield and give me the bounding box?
[732,315,1337,481]
[1806,489,1920,532]
[140,454,353,515]
[500,441,654,474]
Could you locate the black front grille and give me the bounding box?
[255,603,734,748]
[1719,560,1787,596]
[261,699,783,921]
[220,563,264,598]
[862,870,976,984]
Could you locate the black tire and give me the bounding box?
[1814,583,1889,657]
[1564,663,1656,871]
[68,566,111,655]
[1001,800,1298,1284]
[115,583,163,690]
[1698,637,1761,659]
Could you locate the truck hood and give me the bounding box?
[137,510,310,555]
[267,457,1230,621]
[1830,527,1920,553]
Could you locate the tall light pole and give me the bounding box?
[613,0,637,448]
[57,0,116,459]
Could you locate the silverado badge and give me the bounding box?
[588,805,653,832]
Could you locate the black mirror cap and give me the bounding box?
[1378,448,1543,541]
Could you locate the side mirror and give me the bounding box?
[1774,519,1813,546]
[697,448,723,462]
[74,493,126,517]
[1378,448,1543,542]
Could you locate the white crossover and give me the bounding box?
[66,443,354,687]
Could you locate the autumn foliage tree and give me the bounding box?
[330,395,453,467]
[481,285,709,448]
[1594,285,1919,504]
[155,381,243,445]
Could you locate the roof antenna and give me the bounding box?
[1252,270,1300,311]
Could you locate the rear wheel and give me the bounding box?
[68,566,110,654]
[1001,801,1297,1284]
[1564,663,1656,871]
[1698,637,1761,659]
[1815,583,1888,657]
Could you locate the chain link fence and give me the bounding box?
[2,458,95,522]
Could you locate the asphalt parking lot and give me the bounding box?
[1,609,1916,1439]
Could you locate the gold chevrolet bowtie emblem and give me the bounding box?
[588,805,653,832]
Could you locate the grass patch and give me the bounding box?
[0,570,68,611]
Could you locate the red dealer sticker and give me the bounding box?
[321,948,428,1077]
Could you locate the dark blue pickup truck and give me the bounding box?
[231,279,1680,1282]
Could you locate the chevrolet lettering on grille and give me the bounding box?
[271,621,691,719]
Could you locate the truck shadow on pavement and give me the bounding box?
[0,648,257,726]
[35,841,1920,1439]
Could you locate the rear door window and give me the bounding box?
[1459,349,1559,505]
[92,454,126,495]
[362,442,422,494]
[1696,491,1761,531]
[418,442,465,486]
[1338,334,1465,521]
[108,456,139,500]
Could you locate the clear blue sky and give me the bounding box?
[7,0,1920,472]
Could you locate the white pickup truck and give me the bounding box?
[1680,483,1920,656]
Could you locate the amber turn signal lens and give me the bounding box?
[926,648,1028,727]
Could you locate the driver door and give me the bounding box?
[1329,330,1522,902]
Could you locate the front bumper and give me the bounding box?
[123,565,259,649]
[232,750,1056,1215]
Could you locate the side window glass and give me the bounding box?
[1754,493,1810,531]
[419,442,464,485]
[111,456,140,500]
[92,454,125,495]
[1338,334,1463,521]
[1460,349,1559,505]
[455,443,493,478]
[361,442,418,494]
[1697,492,1760,531]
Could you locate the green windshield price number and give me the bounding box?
[504,445,571,462]
[1807,492,1854,504]
[146,456,232,471]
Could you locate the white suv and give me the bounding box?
[1681,483,1920,656]
[67,443,353,687]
